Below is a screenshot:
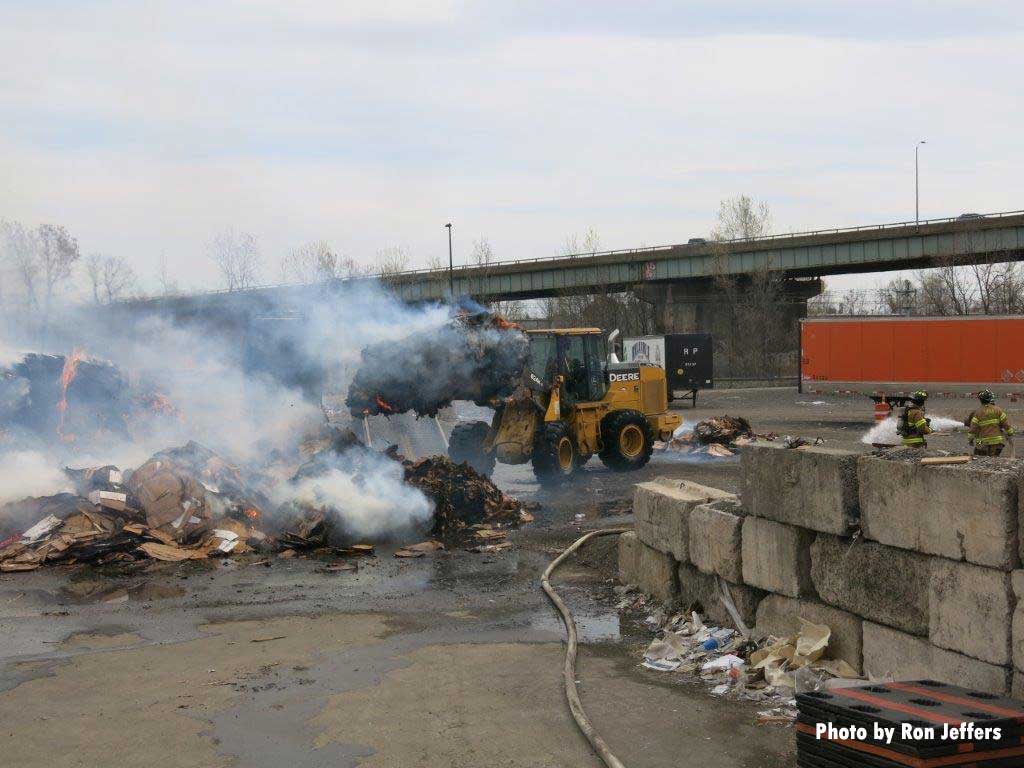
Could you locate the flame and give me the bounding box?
[57,348,86,441]
[145,391,180,418]
[244,507,261,521]
[374,394,396,414]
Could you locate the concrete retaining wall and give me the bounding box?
[619,446,1024,696]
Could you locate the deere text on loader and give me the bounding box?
[449,328,682,484]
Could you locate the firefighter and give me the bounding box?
[899,390,933,448]
[967,390,1015,457]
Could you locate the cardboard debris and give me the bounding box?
[138,542,208,562]
[20,515,63,543]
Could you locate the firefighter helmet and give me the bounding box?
[911,389,928,404]
[979,389,996,404]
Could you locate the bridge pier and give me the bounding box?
[641,277,823,335]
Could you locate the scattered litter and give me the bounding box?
[626,591,865,727]
[642,658,681,672]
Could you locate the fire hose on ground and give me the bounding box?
[541,526,631,768]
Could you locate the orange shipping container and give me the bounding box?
[800,316,1024,394]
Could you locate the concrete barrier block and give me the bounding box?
[930,559,1013,666]
[634,479,736,563]
[618,531,640,585]
[741,517,815,598]
[619,534,678,603]
[1013,570,1024,672]
[688,500,744,582]
[754,594,863,674]
[1014,670,1024,700]
[811,534,930,636]
[863,622,1010,695]
[859,456,1020,571]
[677,562,764,629]
[741,443,859,534]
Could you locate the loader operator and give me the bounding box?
[967,390,1015,457]
[899,390,933,448]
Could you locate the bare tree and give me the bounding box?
[36,224,81,312]
[85,254,103,304]
[711,195,773,240]
[156,252,180,297]
[1,220,39,312]
[471,237,495,266]
[280,240,340,284]
[709,196,794,377]
[209,228,261,291]
[375,245,411,276]
[85,254,136,304]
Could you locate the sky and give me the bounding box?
[1,0,1022,294]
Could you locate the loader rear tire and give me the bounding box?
[532,421,579,484]
[599,410,654,471]
[448,420,495,478]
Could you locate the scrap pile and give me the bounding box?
[1,436,534,574]
[403,455,532,551]
[628,594,859,725]
[656,415,775,458]
[0,467,268,573]
[346,310,529,417]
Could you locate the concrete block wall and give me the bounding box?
[618,445,1024,695]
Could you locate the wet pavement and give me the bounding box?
[0,389,873,767]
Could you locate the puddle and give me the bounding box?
[60,630,144,651]
[60,579,185,605]
[530,610,621,642]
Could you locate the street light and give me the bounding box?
[445,223,454,298]
[915,140,926,224]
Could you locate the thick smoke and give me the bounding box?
[0,280,453,532]
[0,450,74,505]
[274,448,433,540]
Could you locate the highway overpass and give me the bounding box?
[383,209,1024,303]
[127,209,1024,335]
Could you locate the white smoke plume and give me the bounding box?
[0,280,451,535]
[273,449,433,540]
[0,450,74,505]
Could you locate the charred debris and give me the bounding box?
[1,434,532,574]
[346,309,528,418]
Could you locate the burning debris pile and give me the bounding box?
[404,455,531,551]
[656,415,774,458]
[1,435,532,574]
[0,351,175,446]
[346,310,528,417]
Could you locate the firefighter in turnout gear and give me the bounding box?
[899,390,933,448]
[968,390,1015,457]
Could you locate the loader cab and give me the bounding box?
[525,329,608,404]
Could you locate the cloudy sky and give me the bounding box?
[2,1,1022,292]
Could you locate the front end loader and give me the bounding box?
[449,328,681,484]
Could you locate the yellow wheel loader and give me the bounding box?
[448,328,682,484]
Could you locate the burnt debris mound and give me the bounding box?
[346,310,528,418]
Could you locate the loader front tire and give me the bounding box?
[599,410,654,471]
[532,421,578,484]
[448,420,496,478]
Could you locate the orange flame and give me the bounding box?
[244,507,261,521]
[57,348,85,441]
[374,394,395,414]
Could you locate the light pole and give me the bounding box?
[915,140,926,224]
[445,223,454,298]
